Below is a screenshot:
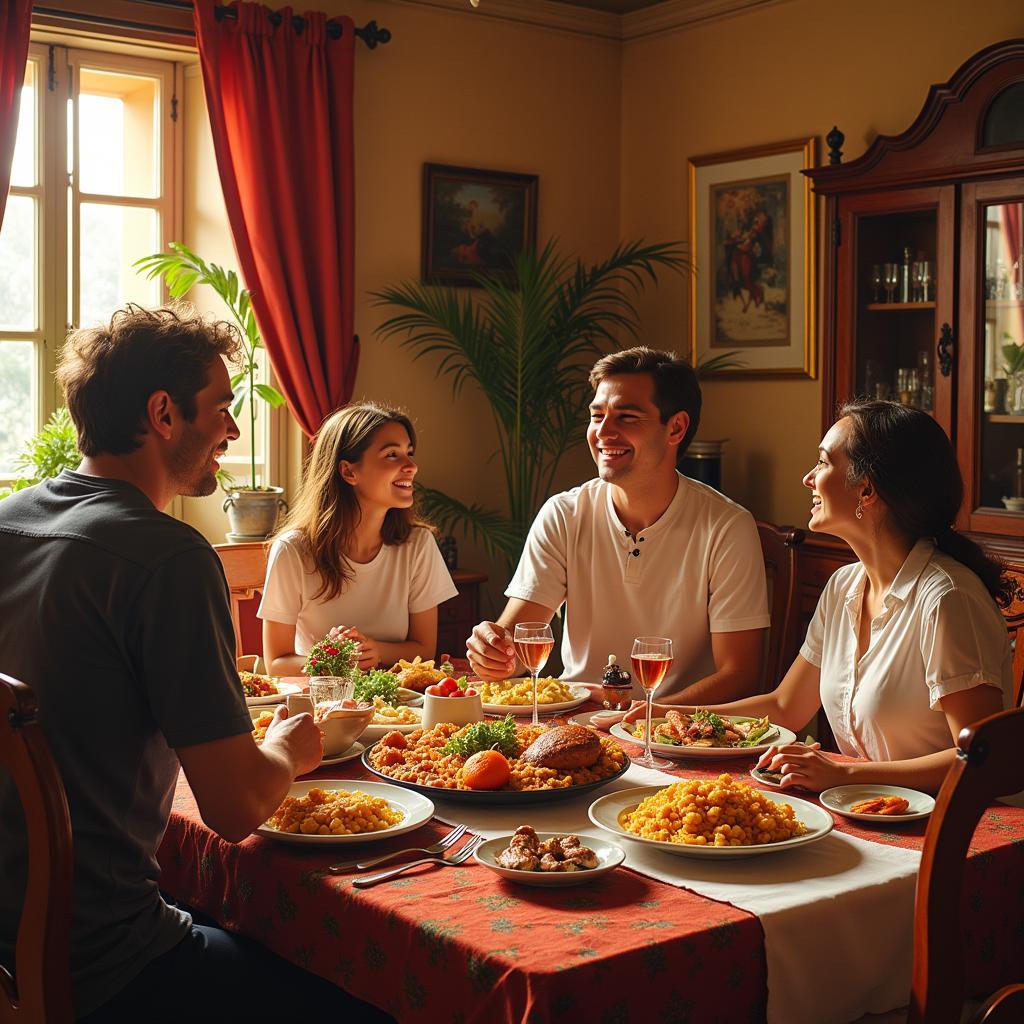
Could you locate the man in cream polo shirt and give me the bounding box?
[466,347,770,702]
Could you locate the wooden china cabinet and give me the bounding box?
[797,40,1024,737]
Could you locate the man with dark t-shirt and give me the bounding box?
[0,306,391,1022]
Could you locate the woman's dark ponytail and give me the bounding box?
[839,401,1011,607]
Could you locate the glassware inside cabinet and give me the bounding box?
[980,201,1024,513]
[855,210,938,408]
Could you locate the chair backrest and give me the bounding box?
[909,708,1024,1024]
[213,542,270,659]
[756,521,805,693]
[999,575,1024,708]
[0,674,73,1024]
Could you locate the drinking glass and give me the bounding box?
[883,263,899,303]
[630,636,673,769]
[911,261,923,302]
[513,622,555,727]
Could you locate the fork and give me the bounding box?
[352,835,484,889]
[328,824,469,873]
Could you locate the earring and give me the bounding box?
[855,501,864,520]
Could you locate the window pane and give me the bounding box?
[0,342,34,476]
[0,195,36,330]
[221,349,267,488]
[78,203,159,327]
[10,62,36,189]
[78,69,159,198]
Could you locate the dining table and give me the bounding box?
[156,694,1024,1024]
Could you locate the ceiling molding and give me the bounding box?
[621,0,786,41]
[390,0,781,41]
[389,0,622,41]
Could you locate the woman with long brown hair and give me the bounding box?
[631,400,1012,793]
[259,402,457,674]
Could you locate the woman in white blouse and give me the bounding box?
[259,403,457,675]
[640,400,1012,793]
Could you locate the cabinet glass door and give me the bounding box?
[834,187,954,435]
[980,200,1024,512]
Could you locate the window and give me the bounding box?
[0,43,178,476]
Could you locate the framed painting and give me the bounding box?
[421,163,538,287]
[688,138,817,377]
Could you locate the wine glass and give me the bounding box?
[918,260,932,302]
[883,263,899,303]
[870,264,883,303]
[513,622,555,727]
[630,636,673,769]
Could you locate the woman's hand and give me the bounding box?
[329,625,380,670]
[754,742,850,793]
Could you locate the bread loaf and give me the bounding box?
[520,724,601,770]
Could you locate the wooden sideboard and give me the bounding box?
[436,569,488,661]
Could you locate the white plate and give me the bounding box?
[397,687,424,707]
[245,680,303,707]
[589,785,834,858]
[819,784,934,823]
[474,832,625,887]
[361,707,424,742]
[610,716,796,759]
[480,682,591,716]
[748,766,787,789]
[319,740,366,767]
[256,779,434,845]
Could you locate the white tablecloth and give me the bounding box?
[433,763,921,1024]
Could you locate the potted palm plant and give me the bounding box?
[135,243,288,539]
[373,238,689,570]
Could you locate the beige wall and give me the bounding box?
[182,0,1024,588]
[621,0,1024,527]
[180,0,622,609]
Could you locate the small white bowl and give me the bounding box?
[1002,496,1024,513]
[474,832,625,887]
[421,691,484,729]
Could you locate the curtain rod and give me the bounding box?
[213,5,392,49]
[35,2,392,50]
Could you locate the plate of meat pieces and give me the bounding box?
[474,824,625,886]
[819,784,935,823]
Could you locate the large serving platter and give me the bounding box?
[588,785,834,859]
[610,716,796,760]
[480,681,591,716]
[360,743,630,805]
[255,779,434,846]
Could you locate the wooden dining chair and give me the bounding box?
[909,707,1024,1024]
[755,521,805,693]
[213,541,270,660]
[0,673,73,1024]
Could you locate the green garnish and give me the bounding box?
[739,717,774,747]
[352,668,400,707]
[693,709,726,733]
[442,715,519,758]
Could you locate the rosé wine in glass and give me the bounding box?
[513,622,554,727]
[630,637,673,769]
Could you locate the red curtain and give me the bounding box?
[193,1,358,438]
[0,2,32,229]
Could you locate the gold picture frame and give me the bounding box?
[688,137,817,378]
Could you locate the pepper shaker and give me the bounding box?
[601,654,633,711]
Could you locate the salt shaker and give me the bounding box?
[601,654,633,711]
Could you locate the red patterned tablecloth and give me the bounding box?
[157,710,1024,1023]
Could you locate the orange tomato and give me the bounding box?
[462,749,511,791]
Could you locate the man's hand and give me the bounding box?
[264,704,323,776]
[466,620,517,679]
